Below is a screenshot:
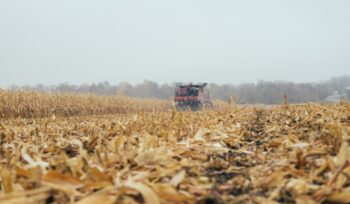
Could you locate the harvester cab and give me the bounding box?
[174,83,213,111]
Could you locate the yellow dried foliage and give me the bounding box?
[0,90,172,118]
[0,96,349,203]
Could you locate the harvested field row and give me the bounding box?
[0,90,173,118]
[0,102,349,203]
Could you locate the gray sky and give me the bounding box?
[0,0,349,87]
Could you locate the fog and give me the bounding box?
[0,0,349,87]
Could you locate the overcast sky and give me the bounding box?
[0,0,349,87]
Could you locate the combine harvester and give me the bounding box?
[174,83,213,111]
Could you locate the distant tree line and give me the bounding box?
[8,75,350,104]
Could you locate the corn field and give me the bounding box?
[0,90,173,118]
[0,91,350,203]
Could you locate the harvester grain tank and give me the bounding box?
[174,83,213,111]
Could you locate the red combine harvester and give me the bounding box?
[174,83,213,111]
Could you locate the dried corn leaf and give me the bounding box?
[42,171,83,195]
[327,187,350,203]
[169,169,186,187]
[124,180,160,204]
[76,193,116,204]
[1,168,14,194]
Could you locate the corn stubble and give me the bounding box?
[0,91,350,204]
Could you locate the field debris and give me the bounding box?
[0,100,350,203]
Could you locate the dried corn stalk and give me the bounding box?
[0,94,349,203]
